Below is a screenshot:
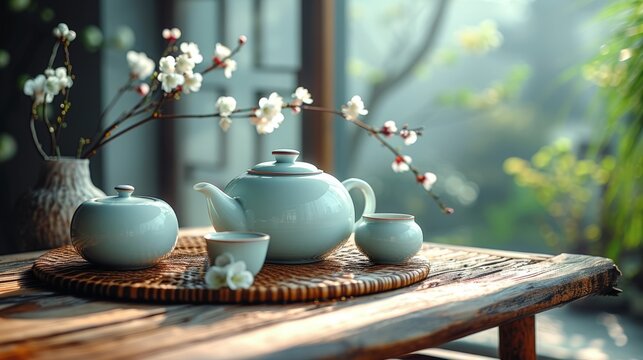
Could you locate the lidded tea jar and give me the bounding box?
[70,185,179,269]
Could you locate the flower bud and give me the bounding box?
[136,83,150,96]
[66,30,77,42]
[238,35,247,44]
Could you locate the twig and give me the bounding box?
[93,80,133,136]
[41,102,59,157]
[55,42,73,150]
[84,95,167,158]
[47,42,60,68]
[311,105,452,213]
[29,116,48,160]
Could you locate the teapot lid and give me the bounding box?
[248,149,322,176]
[94,185,159,204]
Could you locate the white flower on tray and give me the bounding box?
[204,253,254,290]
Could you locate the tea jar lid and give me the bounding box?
[93,185,159,204]
[248,149,322,176]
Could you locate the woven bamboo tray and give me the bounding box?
[31,234,430,304]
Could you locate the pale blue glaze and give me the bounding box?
[71,185,179,269]
[194,149,376,264]
[354,213,423,264]
[204,232,270,275]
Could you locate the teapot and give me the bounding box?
[194,149,376,264]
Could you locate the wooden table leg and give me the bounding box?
[498,315,536,360]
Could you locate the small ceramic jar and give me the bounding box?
[354,213,423,264]
[71,185,179,269]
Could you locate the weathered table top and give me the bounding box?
[0,228,620,360]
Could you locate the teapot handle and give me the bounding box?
[342,178,376,224]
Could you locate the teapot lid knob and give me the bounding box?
[273,149,299,164]
[248,149,321,175]
[115,184,135,198]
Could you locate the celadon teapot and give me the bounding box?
[193,149,376,264]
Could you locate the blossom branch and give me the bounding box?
[83,93,168,158]
[54,42,73,149]
[23,25,452,212]
[296,104,451,214]
[202,38,245,75]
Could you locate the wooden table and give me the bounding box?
[0,228,620,360]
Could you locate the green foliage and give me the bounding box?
[504,139,613,253]
[587,0,643,281]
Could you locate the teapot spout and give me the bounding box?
[193,182,248,231]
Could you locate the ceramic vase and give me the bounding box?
[13,158,105,252]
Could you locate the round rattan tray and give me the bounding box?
[32,235,430,304]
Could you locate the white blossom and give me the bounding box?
[162,27,181,41]
[52,23,76,42]
[126,51,155,80]
[400,129,418,145]
[222,59,237,79]
[179,42,203,64]
[157,72,184,93]
[175,54,195,75]
[418,172,438,190]
[38,67,72,102]
[182,71,203,94]
[23,75,48,105]
[204,266,228,289]
[66,30,77,42]
[157,56,184,92]
[392,155,412,173]
[44,76,61,97]
[52,23,67,38]
[252,92,284,134]
[54,67,73,88]
[159,56,176,73]
[216,96,237,117]
[213,43,231,60]
[213,43,237,79]
[204,253,254,290]
[291,86,313,106]
[341,95,368,121]
[381,120,397,137]
[225,261,254,290]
